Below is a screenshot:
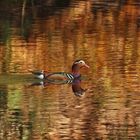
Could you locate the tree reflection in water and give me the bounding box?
[0,0,140,139]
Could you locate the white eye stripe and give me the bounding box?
[79,60,85,64]
[74,60,85,64]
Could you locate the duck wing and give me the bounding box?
[45,72,74,81]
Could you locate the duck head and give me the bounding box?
[72,59,89,77]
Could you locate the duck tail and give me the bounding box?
[28,70,44,75]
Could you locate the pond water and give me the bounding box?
[0,0,140,139]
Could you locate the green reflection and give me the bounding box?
[7,85,22,109]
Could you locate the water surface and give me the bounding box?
[0,0,140,139]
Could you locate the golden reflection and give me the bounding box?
[0,0,140,140]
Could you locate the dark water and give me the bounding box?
[0,0,140,139]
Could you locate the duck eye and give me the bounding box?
[79,60,84,64]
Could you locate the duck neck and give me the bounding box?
[72,64,80,77]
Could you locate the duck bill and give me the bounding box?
[84,64,90,68]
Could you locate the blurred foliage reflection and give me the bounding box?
[0,0,140,140]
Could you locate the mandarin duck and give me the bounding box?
[30,59,89,81]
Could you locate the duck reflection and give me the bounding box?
[29,78,86,97]
[72,78,86,97]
